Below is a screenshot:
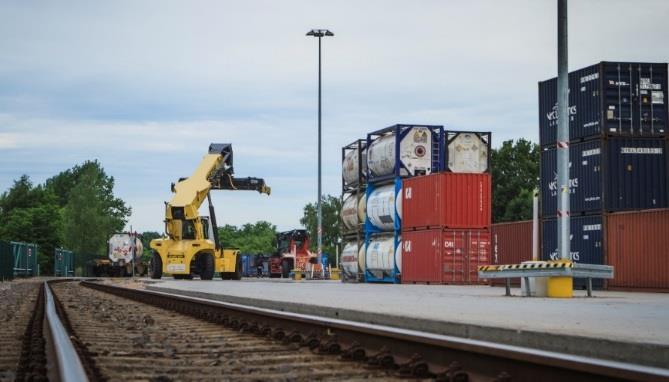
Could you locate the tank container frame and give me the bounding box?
[366,124,443,185]
[364,230,401,284]
[441,130,492,173]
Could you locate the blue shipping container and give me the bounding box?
[542,215,603,289]
[539,62,668,147]
[541,138,668,217]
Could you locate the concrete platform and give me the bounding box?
[134,278,669,368]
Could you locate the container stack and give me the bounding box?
[538,61,669,289]
[401,131,493,285]
[340,139,368,282]
[364,124,443,283]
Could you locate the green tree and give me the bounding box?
[62,163,131,255]
[217,221,276,253]
[0,177,62,274]
[139,231,162,261]
[299,195,341,256]
[491,139,540,223]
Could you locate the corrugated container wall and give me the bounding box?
[402,228,490,285]
[541,138,668,217]
[402,173,492,230]
[542,215,604,289]
[539,62,668,147]
[606,209,669,290]
[0,241,13,281]
[54,248,74,277]
[491,221,533,285]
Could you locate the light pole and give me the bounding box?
[306,28,334,259]
[557,0,570,261]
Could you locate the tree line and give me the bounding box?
[0,161,131,274]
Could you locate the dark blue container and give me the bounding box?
[241,255,250,277]
[539,62,668,147]
[367,124,443,184]
[540,138,668,217]
[541,215,603,289]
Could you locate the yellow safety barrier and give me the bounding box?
[292,269,302,281]
[478,262,573,272]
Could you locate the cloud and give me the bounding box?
[1,0,668,231]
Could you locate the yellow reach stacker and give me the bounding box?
[149,143,270,280]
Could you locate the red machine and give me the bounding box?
[270,230,319,278]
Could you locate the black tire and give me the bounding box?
[232,255,242,280]
[174,274,193,280]
[281,260,291,279]
[200,253,214,280]
[149,252,163,279]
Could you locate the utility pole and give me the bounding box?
[306,29,334,259]
[557,0,570,261]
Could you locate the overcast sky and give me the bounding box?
[1,0,668,232]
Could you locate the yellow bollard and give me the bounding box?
[330,269,341,280]
[292,269,302,281]
[547,276,573,298]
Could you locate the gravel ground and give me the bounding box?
[0,279,42,381]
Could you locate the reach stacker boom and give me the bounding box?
[149,143,270,280]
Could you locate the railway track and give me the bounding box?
[2,279,669,381]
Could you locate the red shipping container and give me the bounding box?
[606,209,669,291]
[402,228,491,284]
[402,173,492,230]
[491,221,534,286]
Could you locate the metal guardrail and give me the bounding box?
[478,263,615,297]
[44,282,89,382]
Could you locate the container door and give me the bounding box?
[402,230,441,283]
[442,230,467,284]
[605,139,668,211]
[467,230,491,284]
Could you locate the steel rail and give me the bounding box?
[81,281,669,382]
[44,282,89,382]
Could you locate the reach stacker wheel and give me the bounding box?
[200,253,214,280]
[149,252,162,280]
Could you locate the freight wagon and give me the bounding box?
[54,248,75,277]
[11,241,39,277]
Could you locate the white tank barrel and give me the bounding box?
[366,235,401,272]
[341,193,366,231]
[366,184,402,231]
[367,126,433,178]
[358,243,366,273]
[108,234,143,263]
[340,241,359,276]
[447,132,490,173]
[342,147,367,186]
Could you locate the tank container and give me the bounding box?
[443,131,491,173]
[342,139,368,189]
[340,241,360,280]
[341,193,366,232]
[365,179,402,232]
[366,124,443,184]
[365,233,401,283]
[108,233,143,264]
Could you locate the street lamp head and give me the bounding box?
[306,29,334,37]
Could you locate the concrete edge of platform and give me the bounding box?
[145,285,669,368]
